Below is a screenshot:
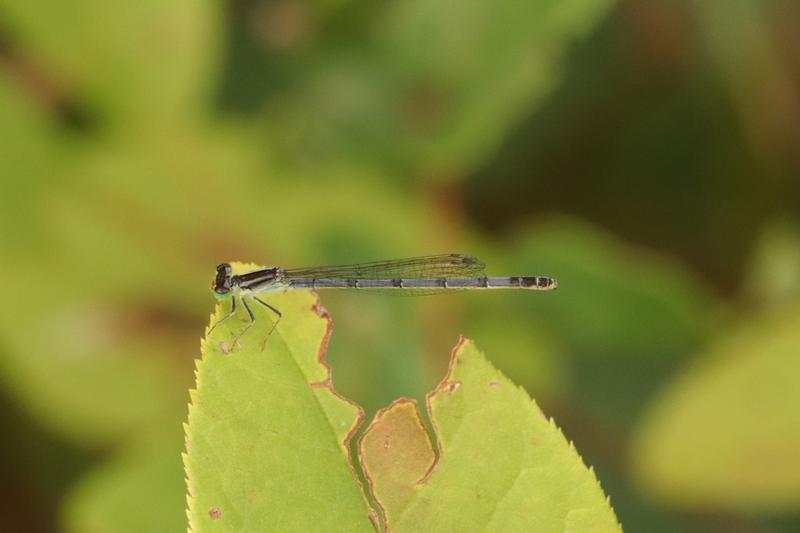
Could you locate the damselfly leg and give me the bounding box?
[252,296,282,350]
[208,296,237,336]
[230,297,256,348]
[212,295,283,351]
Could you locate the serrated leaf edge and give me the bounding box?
[183,295,377,532]
[358,335,622,532]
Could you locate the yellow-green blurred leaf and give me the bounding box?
[0,73,68,244]
[0,0,220,130]
[632,310,800,512]
[743,219,800,310]
[62,431,185,533]
[508,217,715,360]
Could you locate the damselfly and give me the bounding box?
[208,254,557,349]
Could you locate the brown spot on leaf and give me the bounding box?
[308,379,329,389]
[209,507,221,520]
[445,381,461,394]
[489,382,500,390]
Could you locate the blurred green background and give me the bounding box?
[1,0,799,531]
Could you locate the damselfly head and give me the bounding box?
[211,263,234,299]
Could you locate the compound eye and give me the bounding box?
[212,263,233,295]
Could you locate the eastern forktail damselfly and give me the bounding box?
[208,254,557,349]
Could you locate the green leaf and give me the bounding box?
[268,0,617,176]
[185,267,620,530]
[462,309,567,400]
[464,217,717,426]
[62,431,186,533]
[377,0,618,172]
[631,310,800,512]
[742,219,800,310]
[507,217,715,361]
[0,0,219,130]
[359,338,620,532]
[184,269,375,532]
[0,280,182,447]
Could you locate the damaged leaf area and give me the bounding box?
[359,339,621,532]
[184,264,374,532]
[184,270,619,531]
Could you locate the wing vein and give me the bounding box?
[283,254,485,280]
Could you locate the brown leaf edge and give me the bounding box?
[356,336,470,531]
[183,295,381,531]
[308,301,381,529]
[357,336,620,532]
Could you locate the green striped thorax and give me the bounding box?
[211,262,287,300]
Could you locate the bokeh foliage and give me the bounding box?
[0,0,799,531]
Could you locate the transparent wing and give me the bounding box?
[324,287,467,297]
[283,254,485,280]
